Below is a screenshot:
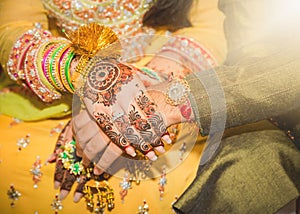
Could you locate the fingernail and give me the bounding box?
[162,135,172,144]
[59,190,69,200]
[73,193,83,203]
[125,147,136,157]
[155,146,165,154]
[94,167,104,175]
[146,151,157,161]
[54,181,60,189]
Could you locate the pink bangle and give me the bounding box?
[7,23,51,81]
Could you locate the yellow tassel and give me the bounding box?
[66,23,119,57]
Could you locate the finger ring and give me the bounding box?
[112,111,125,122]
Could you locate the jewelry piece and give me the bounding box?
[30,156,43,188]
[140,67,162,82]
[17,134,30,151]
[138,200,149,214]
[165,77,190,106]
[9,118,22,128]
[7,23,52,81]
[67,23,121,95]
[83,180,115,213]
[7,185,21,207]
[24,38,62,102]
[112,111,125,122]
[59,139,83,175]
[50,122,65,136]
[51,194,63,213]
[48,43,70,91]
[59,47,76,93]
[158,165,167,200]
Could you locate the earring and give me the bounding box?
[83,180,115,213]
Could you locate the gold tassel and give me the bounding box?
[66,23,119,57]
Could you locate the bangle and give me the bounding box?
[24,38,61,102]
[59,48,75,93]
[65,51,75,92]
[7,23,51,81]
[49,43,70,91]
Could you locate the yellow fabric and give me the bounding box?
[0,114,206,213]
[0,0,226,213]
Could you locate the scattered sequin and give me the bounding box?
[17,134,30,151]
[50,122,64,136]
[7,185,21,207]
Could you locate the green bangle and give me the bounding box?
[49,44,67,91]
[65,51,75,92]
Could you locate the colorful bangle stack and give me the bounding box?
[7,23,52,81]
[7,23,79,102]
[7,23,121,102]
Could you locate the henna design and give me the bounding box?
[136,90,156,116]
[114,115,151,153]
[94,112,130,149]
[139,130,154,142]
[148,113,167,137]
[60,170,77,191]
[54,160,65,183]
[87,62,120,91]
[128,105,151,131]
[84,59,134,106]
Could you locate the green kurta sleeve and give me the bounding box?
[187,46,300,136]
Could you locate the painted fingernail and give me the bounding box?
[125,147,137,157]
[54,181,60,189]
[73,193,83,203]
[162,135,172,144]
[146,151,157,161]
[93,167,104,175]
[59,190,69,200]
[155,146,165,154]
